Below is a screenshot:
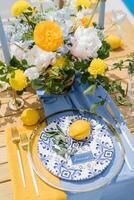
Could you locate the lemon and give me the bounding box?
[21,108,40,126]
[105,35,123,50]
[9,69,27,91]
[69,120,91,140]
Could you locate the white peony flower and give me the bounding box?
[31,0,57,9]
[71,27,102,59]
[0,81,9,92]
[24,67,40,81]
[10,44,26,60]
[25,46,56,72]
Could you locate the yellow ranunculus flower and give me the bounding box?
[9,69,27,91]
[11,0,31,16]
[21,108,40,126]
[52,56,65,68]
[76,0,92,9]
[105,35,123,50]
[88,58,108,79]
[81,16,93,27]
[34,21,63,52]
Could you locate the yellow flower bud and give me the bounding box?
[81,16,93,27]
[11,0,31,16]
[76,0,92,9]
[52,56,65,68]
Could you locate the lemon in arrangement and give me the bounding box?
[105,35,123,50]
[21,108,40,126]
[69,119,91,140]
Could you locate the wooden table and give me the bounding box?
[0,16,134,200]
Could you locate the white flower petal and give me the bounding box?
[71,27,102,59]
[25,46,56,72]
[10,44,26,60]
[25,67,40,80]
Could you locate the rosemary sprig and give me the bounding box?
[45,124,77,159]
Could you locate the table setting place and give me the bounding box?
[0,0,134,200]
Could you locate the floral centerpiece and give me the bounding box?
[0,0,130,107]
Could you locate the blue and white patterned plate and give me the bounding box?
[37,115,114,181]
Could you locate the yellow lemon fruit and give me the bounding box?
[69,120,91,140]
[11,0,31,16]
[105,35,123,50]
[9,69,27,91]
[21,108,40,126]
[34,20,63,52]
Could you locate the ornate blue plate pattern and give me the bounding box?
[37,115,114,181]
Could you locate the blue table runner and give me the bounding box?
[37,76,134,200]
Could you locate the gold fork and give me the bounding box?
[11,127,26,188]
[20,133,39,196]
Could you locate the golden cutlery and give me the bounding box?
[11,127,26,188]
[20,133,39,196]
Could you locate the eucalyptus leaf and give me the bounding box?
[45,132,58,138]
[84,84,96,96]
[90,103,97,113]
[56,125,65,136]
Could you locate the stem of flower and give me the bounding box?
[59,0,64,9]
[86,0,100,28]
[14,43,24,51]
[40,3,44,13]
[12,89,17,104]
[23,13,35,30]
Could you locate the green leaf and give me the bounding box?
[112,60,124,70]
[90,103,97,113]
[0,61,5,66]
[128,60,134,74]
[22,59,28,65]
[97,41,111,59]
[84,84,96,96]
[45,131,59,138]
[10,56,21,67]
[81,72,89,84]
[32,79,44,90]
[56,125,65,136]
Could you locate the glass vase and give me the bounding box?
[8,89,24,111]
